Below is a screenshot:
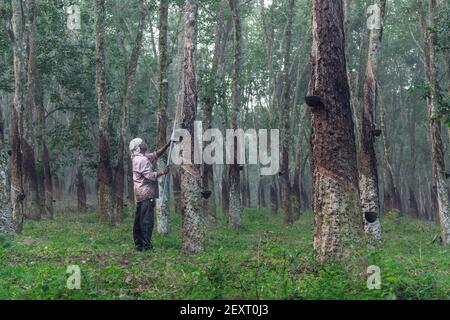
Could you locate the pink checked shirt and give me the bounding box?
[132,152,159,203]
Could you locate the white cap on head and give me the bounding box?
[129,138,144,156]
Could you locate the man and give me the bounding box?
[129,137,172,252]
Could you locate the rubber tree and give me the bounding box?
[201,0,228,223]
[95,0,114,225]
[156,0,169,233]
[227,0,243,228]
[28,0,52,219]
[418,0,450,243]
[0,125,12,234]
[181,0,204,254]
[280,0,294,224]
[307,0,364,263]
[358,0,386,243]
[9,0,26,233]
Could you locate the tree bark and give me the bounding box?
[358,0,386,243]
[380,92,402,213]
[270,178,278,215]
[156,0,170,233]
[258,177,266,208]
[95,0,113,225]
[221,165,229,214]
[0,140,12,234]
[407,99,419,217]
[419,0,450,243]
[170,11,185,217]
[293,111,310,211]
[227,0,243,228]
[0,90,10,233]
[10,0,26,233]
[71,121,87,213]
[309,0,364,263]
[27,0,52,219]
[20,0,41,222]
[181,0,203,254]
[280,0,294,224]
[201,1,227,223]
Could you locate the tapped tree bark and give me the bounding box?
[156,0,169,233]
[181,0,204,254]
[309,0,364,263]
[114,0,147,224]
[358,0,386,243]
[95,0,114,225]
[280,0,294,224]
[418,0,450,243]
[227,0,243,228]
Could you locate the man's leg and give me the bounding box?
[140,199,155,250]
[133,202,143,251]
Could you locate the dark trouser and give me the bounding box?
[133,198,155,251]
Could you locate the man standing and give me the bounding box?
[129,138,171,252]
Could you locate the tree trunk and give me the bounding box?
[227,0,243,228]
[181,0,203,254]
[419,0,450,243]
[358,0,386,243]
[279,0,294,224]
[444,54,450,142]
[0,139,12,234]
[380,92,401,213]
[25,0,53,219]
[309,0,364,263]
[258,177,266,208]
[172,167,182,214]
[156,0,170,233]
[239,165,250,208]
[221,165,229,214]
[114,0,147,224]
[292,120,303,216]
[202,1,227,223]
[21,0,41,222]
[10,0,27,233]
[0,90,11,233]
[76,166,87,213]
[259,0,278,122]
[95,0,113,225]
[71,122,87,213]
[407,100,419,217]
[270,178,278,215]
[170,11,185,217]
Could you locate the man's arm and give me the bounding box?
[155,140,172,159]
[140,157,170,181]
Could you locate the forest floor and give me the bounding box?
[0,207,448,300]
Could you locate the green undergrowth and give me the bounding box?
[0,208,448,300]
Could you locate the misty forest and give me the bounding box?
[0,0,449,300]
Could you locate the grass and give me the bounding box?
[0,207,448,300]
